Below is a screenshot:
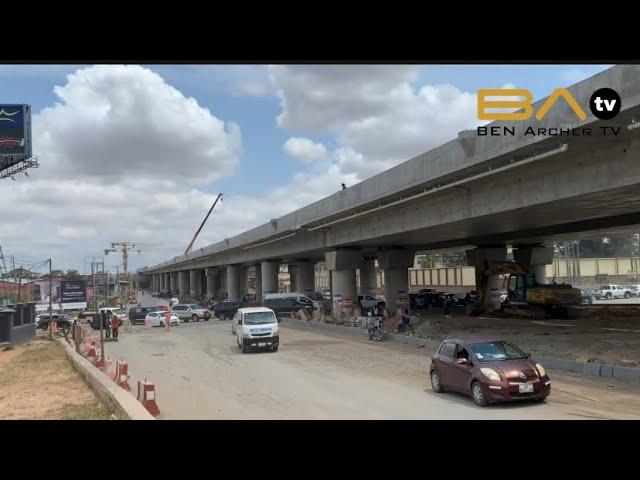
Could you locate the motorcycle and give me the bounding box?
[366,317,384,342]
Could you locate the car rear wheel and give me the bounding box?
[625,292,631,298]
[431,371,444,393]
[606,293,612,299]
[471,381,488,407]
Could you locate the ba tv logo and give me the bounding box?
[477,87,621,121]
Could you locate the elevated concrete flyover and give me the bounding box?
[140,65,640,315]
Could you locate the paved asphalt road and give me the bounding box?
[105,293,640,419]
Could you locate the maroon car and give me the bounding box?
[430,336,551,406]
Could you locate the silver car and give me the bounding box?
[171,304,211,322]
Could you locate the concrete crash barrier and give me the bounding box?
[57,338,155,420]
[283,317,640,382]
[137,380,160,417]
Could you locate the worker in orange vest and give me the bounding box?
[112,314,121,339]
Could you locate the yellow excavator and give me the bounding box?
[480,261,581,318]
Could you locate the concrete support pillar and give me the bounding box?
[261,261,279,298]
[295,261,315,297]
[164,273,170,292]
[253,264,262,303]
[227,265,241,301]
[152,275,157,291]
[378,250,414,312]
[206,268,219,297]
[287,264,297,293]
[178,271,190,297]
[169,272,177,293]
[190,269,201,297]
[325,250,361,318]
[466,247,508,311]
[359,258,377,296]
[239,267,249,300]
[219,269,227,298]
[331,269,358,309]
[513,246,553,285]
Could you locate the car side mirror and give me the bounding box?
[456,358,468,366]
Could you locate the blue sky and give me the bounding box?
[0,64,611,272]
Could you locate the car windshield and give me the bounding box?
[243,311,277,325]
[468,341,527,362]
[189,304,200,309]
[147,306,161,312]
[600,286,609,290]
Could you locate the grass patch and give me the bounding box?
[0,340,118,420]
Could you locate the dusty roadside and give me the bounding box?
[393,312,640,367]
[0,340,117,420]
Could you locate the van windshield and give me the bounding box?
[244,311,277,325]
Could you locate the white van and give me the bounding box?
[263,292,321,310]
[233,307,279,353]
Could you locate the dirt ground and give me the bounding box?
[398,309,640,367]
[0,340,116,420]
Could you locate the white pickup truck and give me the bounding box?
[594,285,633,300]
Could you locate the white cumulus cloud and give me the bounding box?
[34,64,242,185]
[283,137,327,164]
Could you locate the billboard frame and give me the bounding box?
[0,104,33,177]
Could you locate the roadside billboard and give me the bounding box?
[60,280,87,310]
[33,279,87,311]
[0,104,32,159]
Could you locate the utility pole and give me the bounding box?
[48,258,52,341]
[17,267,22,303]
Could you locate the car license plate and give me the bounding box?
[258,342,266,347]
[519,383,534,393]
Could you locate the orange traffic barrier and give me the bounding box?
[86,341,97,363]
[137,380,160,417]
[105,358,116,379]
[116,361,131,391]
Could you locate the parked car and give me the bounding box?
[214,301,244,320]
[358,295,385,312]
[128,306,162,325]
[37,313,72,331]
[628,284,640,297]
[232,307,279,353]
[580,289,594,304]
[262,297,313,318]
[264,293,321,310]
[172,304,211,322]
[451,292,472,306]
[429,337,550,407]
[151,291,160,297]
[594,285,632,300]
[144,311,180,327]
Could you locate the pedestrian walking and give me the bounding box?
[444,296,451,318]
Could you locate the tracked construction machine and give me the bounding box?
[479,261,581,319]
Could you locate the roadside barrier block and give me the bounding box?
[583,363,602,377]
[116,361,131,391]
[612,366,640,382]
[137,380,160,417]
[600,365,614,378]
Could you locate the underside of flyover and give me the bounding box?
[141,66,640,319]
